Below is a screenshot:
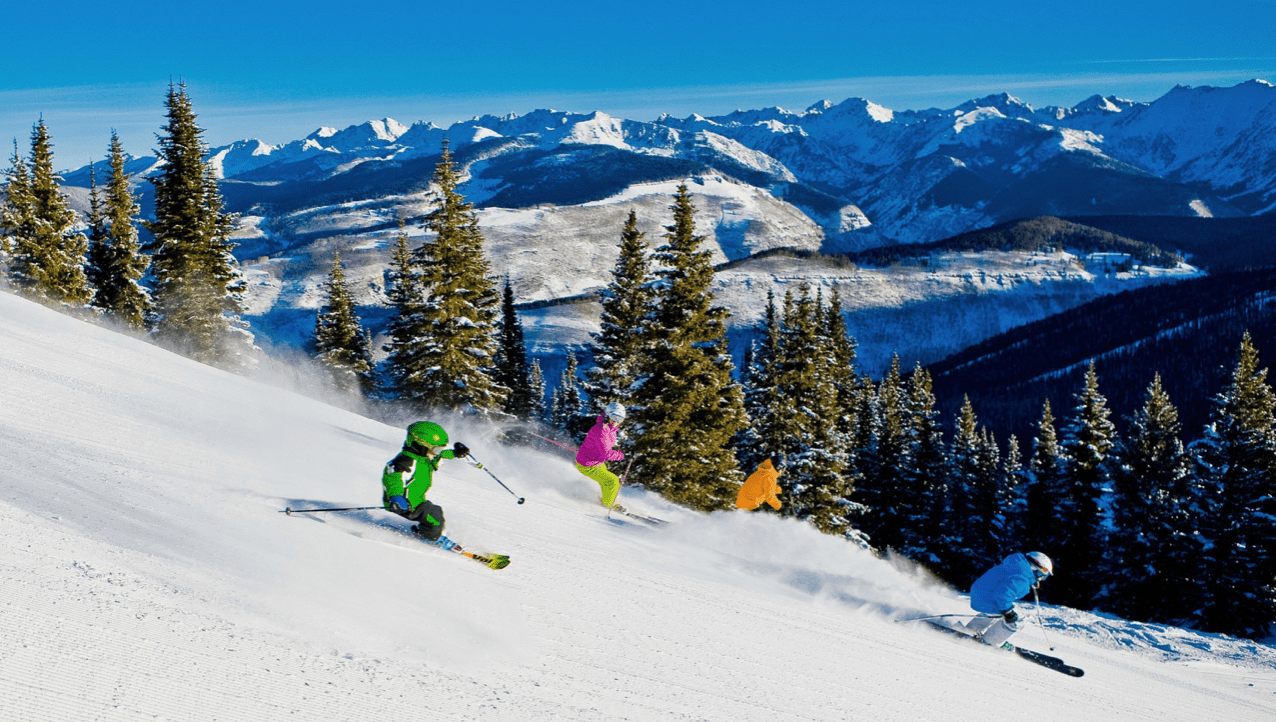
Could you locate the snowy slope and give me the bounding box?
[3,291,1274,721]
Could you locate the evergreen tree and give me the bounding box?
[1,140,33,267]
[1190,333,1276,638]
[1104,373,1198,624]
[738,290,785,474]
[777,286,857,535]
[85,163,109,293]
[1025,399,1069,585]
[147,84,251,367]
[1056,362,1118,607]
[87,132,150,329]
[494,279,535,417]
[824,287,861,456]
[528,358,547,422]
[627,185,747,511]
[5,120,91,306]
[382,222,428,399]
[997,434,1027,551]
[944,395,994,583]
[900,365,947,564]
[856,356,908,552]
[403,141,504,412]
[314,252,374,394]
[550,352,588,439]
[585,210,654,415]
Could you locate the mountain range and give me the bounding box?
[63,79,1276,252]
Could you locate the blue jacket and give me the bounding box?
[969,553,1037,614]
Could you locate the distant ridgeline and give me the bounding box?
[927,266,1276,441]
[1063,214,1276,272]
[844,216,1182,268]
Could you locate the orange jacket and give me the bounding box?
[737,459,782,511]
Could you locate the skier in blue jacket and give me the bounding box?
[964,551,1053,648]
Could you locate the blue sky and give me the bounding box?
[5,0,1275,169]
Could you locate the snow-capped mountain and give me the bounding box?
[65,80,1276,249]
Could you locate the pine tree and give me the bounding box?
[314,252,374,394]
[1025,399,1069,587]
[778,286,857,535]
[627,185,747,511]
[87,132,150,329]
[402,141,504,412]
[528,358,547,422]
[5,120,91,306]
[494,279,535,417]
[1,140,34,267]
[856,356,908,552]
[944,395,992,583]
[550,352,587,439]
[1104,373,1198,624]
[382,222,428,399]
[585,210,654,415]
[824,287,860,447]
[900,365,946,564]
[85,163,109,293]
[1190,333,1276,638]
[997,434,1027,551]
[738,290,785,474]
[1056,362,1117,607]
[147,83,251,367]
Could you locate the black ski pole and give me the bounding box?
[281,506,383,516]
[1032,585,1056,650]
[467,454,525,504]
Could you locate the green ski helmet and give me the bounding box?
[406,421,448,448]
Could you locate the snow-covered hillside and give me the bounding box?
[3,290,1274,721]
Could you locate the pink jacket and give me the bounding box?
[576,415,624,467]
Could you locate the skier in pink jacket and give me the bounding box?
[575,402,627,511]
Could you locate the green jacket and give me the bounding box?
[382,447,457,511]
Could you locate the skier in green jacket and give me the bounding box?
[382,421,470,544]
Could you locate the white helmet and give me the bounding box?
[605,402,626,423]
[1026,551,1053,577]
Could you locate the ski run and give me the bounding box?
[2,290,1276,721]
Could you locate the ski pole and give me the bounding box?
[281,505,382,516]
[468,454,526,504]
[526,431,577,452]
[620,458,633,486]
[896,614,972,622]
[1032,585,1056,651]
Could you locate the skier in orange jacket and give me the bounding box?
[736,459,783,511]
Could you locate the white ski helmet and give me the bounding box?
[605,402,626,423]
[1026,551,1053,577]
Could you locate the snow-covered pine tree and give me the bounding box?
[584,210,654,415]
[382,221,428,399]
[824,286,860,447]
[85,163,108,293]
[87,132,150,330]
[943,395,991,583]
[1189,332,1276,638]
[899,365,946,564]
[1,140,34,270]
[550,351,588,440]
[1103,373,1198,624]
[778,285,857,535]
[975,427,1004,559]
[406,141,504,412]
[997,434,1027,551]
[627,185,747,511]
[313,252,374,395]
[855,356,908,553]
[5,120,91,307]
[528,358,547,422]
[1056,362,1117,607]
[147,84,251,368]
[1025,398,1069,597]
[737,290,785,474]
[494,279,535,417]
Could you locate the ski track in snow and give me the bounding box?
[2,290,1276,721]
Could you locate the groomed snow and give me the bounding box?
[2,290,1274,721]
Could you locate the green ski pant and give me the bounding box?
[576,462,620,507]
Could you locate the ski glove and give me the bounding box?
[452,442,470,458]
[387,495,410,513]
[1002,609,1018,624]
